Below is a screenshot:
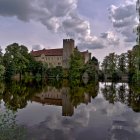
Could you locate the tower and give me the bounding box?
[62,87,74,116]
[62,39,74,69]
[136,0,140,44]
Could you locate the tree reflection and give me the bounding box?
[0,109,26,139]
[69,80,99,107]
[0,79,99,117]
[101,83,117,104]
[1,81,44,111]
[117,83,127,104]
[101,82,140,112]
[129,84,140,112]
[1,79,140,114]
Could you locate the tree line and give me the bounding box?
[0,43,99,82]
[101,45,140,83]
[0,43,53,81]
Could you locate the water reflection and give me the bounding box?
[0,81,140,114]
[0,80,99,116]
[0,81,140,140]
[31,80,99,116]
[0,81,43,111]
[101,82,140,112]
[109,119,134,140]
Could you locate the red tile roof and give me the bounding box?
[31,48,63,56]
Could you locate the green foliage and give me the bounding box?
[1,81,44,111]
[0,82,5,95]
[69,49,84,79]
[47,78,63,89]
[132,71,140,84]
[84,56,99,81]
[124,45,140,82]
[46,66,63,78]
[102,53,118,75]
[2,43,48,80]
[28,57,47,76]
[101,83,118,104]
[23,72,33,83]
[101,53,120,81]
[0,109,26,140]
[101,47,140,82]
[0,65,5,79]
[118,53,127,74]
[35,73,42,82]
[101,82,140,112]
[69,80,99,107]
[3,43,30,80]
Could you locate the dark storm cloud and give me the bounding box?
[0,0,34,21]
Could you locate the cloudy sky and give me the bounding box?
[0,0,138,61]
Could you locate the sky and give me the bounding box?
[0,0,138,62]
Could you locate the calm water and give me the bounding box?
[0,80,140,140]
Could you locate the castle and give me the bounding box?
[31,39,91,68]
[32,86,92,116]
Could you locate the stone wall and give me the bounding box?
[62,39,74,69]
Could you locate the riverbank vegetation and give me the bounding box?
[1,42,140,85]
[0,43,99,83]
[101,45,140,84]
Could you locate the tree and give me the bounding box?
[126,50,136,81]
[108,53,118,74]
[3,43,29,80]
[118,53,127,74]
[84,56,99,81]
[0,46,5,79]
[127,45,140,83]
[0,65,5,79]
[101,56,109,75]
[101,83,117,104]
[101,53,118,80]
[69,48,84,80]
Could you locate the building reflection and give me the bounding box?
[32,87,74,116]
[0,79,99,116]
[31,84,95,116]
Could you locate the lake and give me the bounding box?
[0,80,140,140]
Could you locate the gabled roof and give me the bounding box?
[31,48,63,56]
